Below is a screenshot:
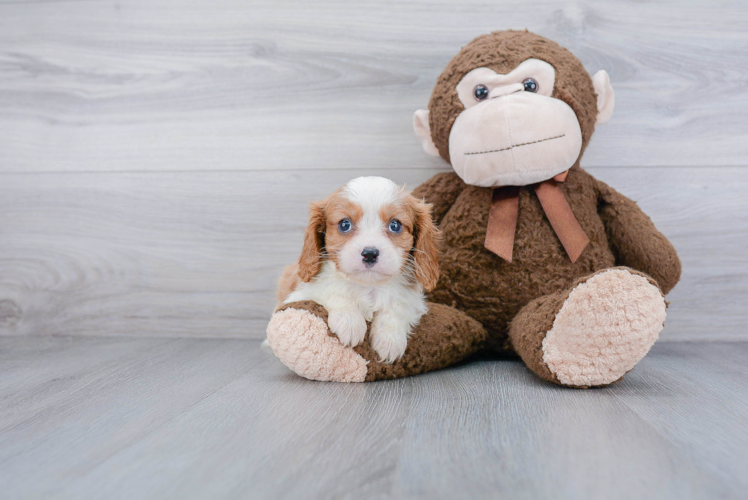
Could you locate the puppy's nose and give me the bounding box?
[361,247,379,265]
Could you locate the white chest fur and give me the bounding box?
[283,260,428,363]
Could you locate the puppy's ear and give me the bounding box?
[298,200,326,282]
[410,197,440,292]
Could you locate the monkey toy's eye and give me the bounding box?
[388,219,403,233]
[338,219,352,233]
[522,78,539,93]
[473,84,489,101]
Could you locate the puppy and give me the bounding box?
[277,176,440,363]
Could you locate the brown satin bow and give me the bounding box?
[484,170,589,263]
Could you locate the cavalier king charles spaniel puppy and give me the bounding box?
[276,176,440,363]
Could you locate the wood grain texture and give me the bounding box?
[0,0,747,173]
[1,166,746,340]
[0,337,745,500]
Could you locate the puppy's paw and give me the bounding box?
[371,315,410,364]
[328,309,367,347]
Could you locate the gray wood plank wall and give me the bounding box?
[1,0,746,340]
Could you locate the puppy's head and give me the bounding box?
[298,176,440,290]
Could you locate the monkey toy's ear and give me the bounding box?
[592,70,615,125]
[413,109,440,156]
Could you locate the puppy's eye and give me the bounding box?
[338,219,352,233]
[473,84,489,101]
[388,219,402,233]
[522,78,538,93]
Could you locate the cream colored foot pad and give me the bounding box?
[266,308,368,383]
[542,269,666,387]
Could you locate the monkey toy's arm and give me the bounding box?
[595,178,681,294]
[412,172,467,225]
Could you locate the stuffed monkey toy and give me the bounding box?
[266,30,681,388]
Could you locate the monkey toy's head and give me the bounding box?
[414,30,615,187]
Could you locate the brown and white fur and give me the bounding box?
[276,176,440,363]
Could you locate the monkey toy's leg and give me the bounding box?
[508,267,667,388]
[266,301,487,382]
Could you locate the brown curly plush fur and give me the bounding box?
[415,167,681,355]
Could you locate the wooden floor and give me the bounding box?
[1,337,746,500]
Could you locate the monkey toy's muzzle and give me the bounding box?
[448,92,583,188]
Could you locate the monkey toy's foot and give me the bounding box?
[266,301,487,383]
[510,268,667,388]
[266,301,369,382]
